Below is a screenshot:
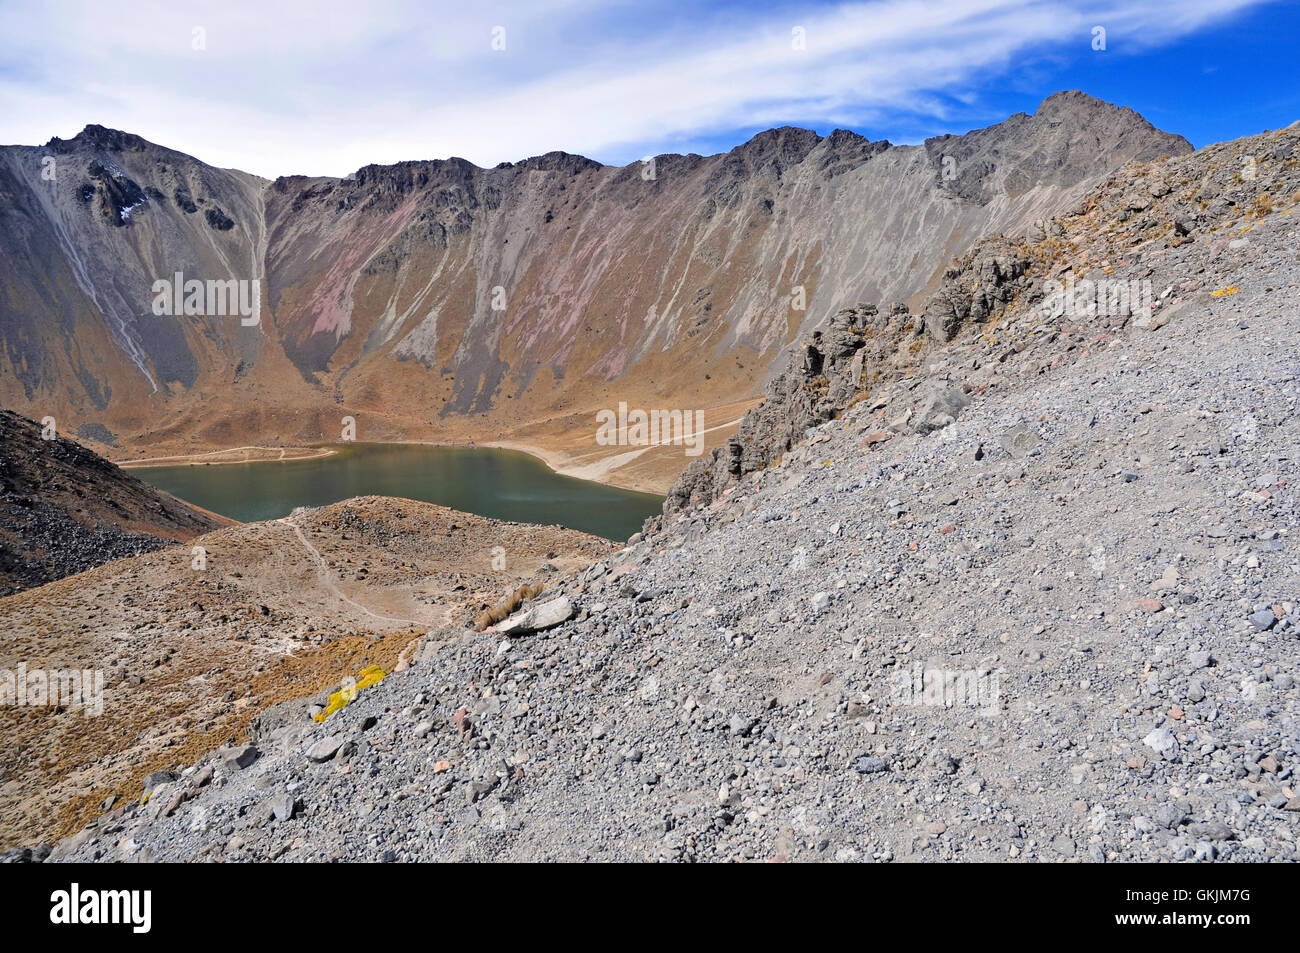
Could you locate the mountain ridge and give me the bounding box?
[31,88,1183,179]
[0,92,1191,492]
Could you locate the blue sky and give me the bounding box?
[0,0,1295,177]
[683,0,1300,155]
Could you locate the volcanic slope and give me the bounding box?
[0,409,232,596]
[0,93,1190,490]
[0,494,615,851]
[38,121,1299,862]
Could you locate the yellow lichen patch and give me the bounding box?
[314,664,387,722]
[1210,286,1240,297]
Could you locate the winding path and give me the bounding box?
[279,515,429,628]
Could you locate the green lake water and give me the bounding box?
[132,443,663,542]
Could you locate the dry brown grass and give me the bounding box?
[15,626,419,847]
[474,581,546,630]
[1,497,616,849]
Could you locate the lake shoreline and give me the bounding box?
[119,446,338,468]
[118,438,671,495]
[127,443,663,542]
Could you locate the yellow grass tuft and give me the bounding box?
[313,664,387,722]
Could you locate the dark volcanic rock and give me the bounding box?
[0,410,226,595]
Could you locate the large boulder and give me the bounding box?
[495,597,575,635]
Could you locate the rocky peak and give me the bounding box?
[730,125,824,171]
[1034,90,1192,155]
[513,151,604,175]
[47,124,151,155]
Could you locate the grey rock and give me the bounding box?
[998,426,1040,458]
[218,744,259,771]
[1143,727,1180,762]
[142,770,178,794]
[728,714,757,737]
[270,794,300,823]
[496,596,575,634]
[306,735,345,763]
[1250,609,1276,631]
[1154,803,1186,829]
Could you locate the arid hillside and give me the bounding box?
[0,493,614,849]
[32,118,1299,865]
[0,409,232,596]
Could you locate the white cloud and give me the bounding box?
[0,0,1265,177]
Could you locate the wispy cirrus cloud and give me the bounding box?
[0,0,1270,177]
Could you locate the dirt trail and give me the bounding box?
[280,515,430,629]
[118,446,336,468]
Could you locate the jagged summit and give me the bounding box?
[44,123,152,153]
[30,92,1177,180]
[509,151,605,174]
